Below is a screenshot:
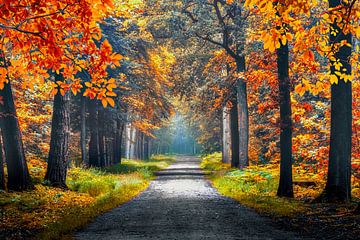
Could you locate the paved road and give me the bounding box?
[74,156,304,240]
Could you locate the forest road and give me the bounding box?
[74,156,306,240]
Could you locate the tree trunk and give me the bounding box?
[222,106,231,164]
[0,81,33,191]
[98,108,105,167]
[144,135,149,160]
[125,123,131,159]
[276,41,294,198]
[130,127,137,159]
[88,101,100,167]
[323,0,352,202]
[45,78,70,188]
[141,133,145,160]
[0,132,5,190]
[80,96,87,166]
[234,56,249,168]
[113,119,124,164]
[230,98,240,168]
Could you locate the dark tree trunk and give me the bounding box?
[276,41,294,198]
[88,101,100,167]
[0,81,33,191]
[80,96,87,166]
[0,132,5,190]
[355,204,360,214]
[136,132,142,160]
[138,133,143,160]
[144,135,149,160]
[113,119,124,164]
[323,0,352,202]
[141,133,145,160]
[45,77,70,188]
[105,139,110,166]
[230,98,240,168]
[236,56,249,168]
[98,108,105,167]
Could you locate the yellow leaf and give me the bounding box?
[329,74,338,84]
[295,84,306,96]
[102,98,108,108]
[107,97,115,107]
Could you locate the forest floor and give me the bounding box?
[74,156,304,240]
[0,155,174,240]
[201,153,360,240]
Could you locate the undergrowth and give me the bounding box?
[201,152,359,217]
[0,155,174,240]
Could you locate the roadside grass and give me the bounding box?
[0,155,174,240]
[201,152,359,217]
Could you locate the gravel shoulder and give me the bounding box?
[74,156,306,240]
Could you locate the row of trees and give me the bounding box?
[0,1,174,191]
[145,0,359,202]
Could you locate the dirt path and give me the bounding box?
[74,156,306,239]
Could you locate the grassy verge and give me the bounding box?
[0,155,174,240]
[201,152,359,216]
[201,152,360,239]
[201,152,307,216]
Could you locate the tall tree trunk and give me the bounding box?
[125,123,131,159]
[235,57,249,169]
[80,96,87,166]
[130,127,137,159]
[0,131,5,190]
[0,80,33,191]
[141,133,145,160]
[323,0,352,202]
[88,101,100,167]
[222,106,231,164]
[45,78,70,188]
[276,41,294,198]
[98,108,105,167]
[113,119,124,164]
[105,138,110,166]
[230,98,240,168]
[144,135,149,160]
[156,143,160,155]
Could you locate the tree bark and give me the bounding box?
[113,119,124,164]
[0,81,33,191]
[230,98,240,168]
[88,100,100,167]
[125,123,131,159]
[0,132,5,190]
[235,56,249,169]
[130,127,137,159]
[323,0,352,202]
[45,76,70,188]
[98,108,105,167]
[276,41,294,198]
[222,106,231,164]
[80,96,87,166]
[144,135,149,160]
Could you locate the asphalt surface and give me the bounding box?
[74,156,304,240]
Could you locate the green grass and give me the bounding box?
[105,156,173,177]
[200,152,230,172]
[0,155,175,240]
[201,152,307,217]
[38,155,175,239]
